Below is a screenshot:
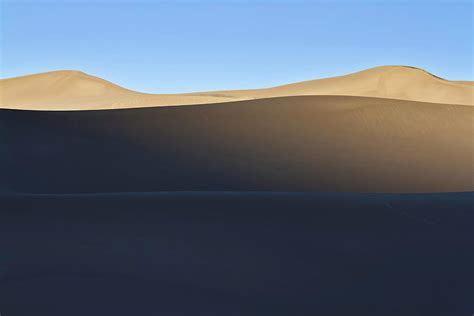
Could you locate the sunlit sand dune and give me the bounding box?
[0,70,244,110]
[198,66,474,105]
[1,66,472,110]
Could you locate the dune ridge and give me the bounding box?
[1,65,472,110]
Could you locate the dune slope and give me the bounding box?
[0,66,472,110]
[1,95,472,193]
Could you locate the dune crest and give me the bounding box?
[1,66,472,110]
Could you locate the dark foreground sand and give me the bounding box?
[0,191,473,315]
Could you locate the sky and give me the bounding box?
[0,0,472,93]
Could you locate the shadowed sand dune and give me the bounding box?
[1,96,472,193]
[1,66,472,110]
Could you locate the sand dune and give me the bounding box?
[1,66,472,193]
[1,66,472,110]
[0,70,244,110]
[1,95,472,193]
[194,66,474,106]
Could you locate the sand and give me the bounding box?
[193,66,474,106]
[1,95,472,193]
[0,66,472,193]
[0,70,246,110]
[1,65,472,110]
[1,191,472,315]
[1,66,473,314]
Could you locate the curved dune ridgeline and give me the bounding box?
[0,66,472,110]
[0,96,472,193]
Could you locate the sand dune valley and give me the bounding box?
[0,66,473,315]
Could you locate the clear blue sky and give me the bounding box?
[1,0,472,93]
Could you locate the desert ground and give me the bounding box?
[0,66,473,315]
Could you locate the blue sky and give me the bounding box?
[1,0,472,93]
